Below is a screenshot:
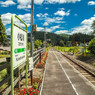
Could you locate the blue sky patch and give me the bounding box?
[0,0,95,35]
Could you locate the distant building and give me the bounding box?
[79,43,88,47]
[80,43,84,46]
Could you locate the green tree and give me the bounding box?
[59,40,65,46]
[91,20,95,34]
[88,38,95,55]
[0,15,6,45]
[27,42,30,50]
[66,41,72,47]
[69,33,93,46]
[46,43,50,47]
[34,39,42,49]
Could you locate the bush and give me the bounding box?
[36,62,44,68]
[34,39,42,49]
[88,38,95,55]
[19,87,39,95]
[32,83,38,89]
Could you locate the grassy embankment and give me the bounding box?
[55,46,95,66]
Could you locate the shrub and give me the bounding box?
[36,62,44,68]
[32,83,38,89]
[19,87,39,95]
[88,38,95,55]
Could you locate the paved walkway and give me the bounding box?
[41,49,95,95]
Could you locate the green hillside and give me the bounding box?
[28,32,65,45]
[59,34,70,41]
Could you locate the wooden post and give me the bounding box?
[16,69,20,88]
[40,52,41,63]
[6,58,11,95]
[6,57,10,62]
[30,71,33,85]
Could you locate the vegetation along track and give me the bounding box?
[56,49,95,86]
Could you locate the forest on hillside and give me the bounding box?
[28,32,94,46]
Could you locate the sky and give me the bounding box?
[0,0,95,35]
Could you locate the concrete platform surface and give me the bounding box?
[41,49,95,95]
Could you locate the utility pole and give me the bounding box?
[30,0,34,85]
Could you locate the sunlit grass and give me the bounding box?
[55,46,89,53]
[0,68,7,82]
[0,55,10,58]
[0,83,8,92]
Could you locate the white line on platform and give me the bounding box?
[40,52,48,95]
[60,51,95,89]
[53,51,79,95]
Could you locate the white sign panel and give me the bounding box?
[13,25,26,68]
[28,57,33,71]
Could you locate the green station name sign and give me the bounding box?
[14,48,26,54]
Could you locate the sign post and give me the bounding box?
[11,14,28,95]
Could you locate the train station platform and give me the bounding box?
[40,49,95,95]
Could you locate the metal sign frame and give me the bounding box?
[11,14,28,95]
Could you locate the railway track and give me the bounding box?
[56,49,95,86]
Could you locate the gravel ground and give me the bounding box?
[63,52,95,73]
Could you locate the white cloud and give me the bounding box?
[46,17,65,24]
[39,16,65,24]
[51,25,60,30]
[46,28,52,32]
[45,0,81,4]
[70,25,93,34]
[54,9,70,16]
[17,0,31,9]
[37,25,60,32]
[17,4,31,9]
[59,8,65,10]
[1,13,31,34]
[17,0,44,10]
[17,0,81,10]
[54,15,95,35]
[1,13,12,25]
[88,1,95,5]
[70,16,95,34]
[35,0,44,4]
[46,17,55,23]
[81,16,95,26]
[1,13,31,27]
[37,27,44,31]
[36,14,42,17]
[0,0,16,7]
[46,25,60,32]
[36,13,48,17]
[55,30,68,34]
[17,0,30,5]
[18,13,31,27]
[55,17,64,21]
[43,22,49,26]
[37,12,65,24]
